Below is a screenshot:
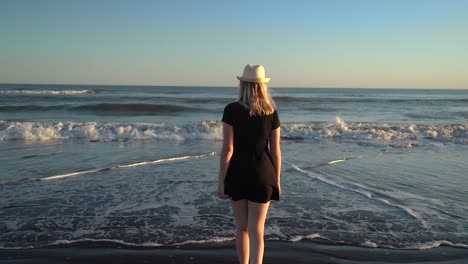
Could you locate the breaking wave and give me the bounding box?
[0,118,466,143]
[0,120,222,142]
[282,117,467,143]
[0,89,95,95]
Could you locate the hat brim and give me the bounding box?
[237,76,270,83]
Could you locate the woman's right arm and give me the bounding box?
[270,127,282,195]
[218,122,234,199]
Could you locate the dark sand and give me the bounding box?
[1,240,467,264]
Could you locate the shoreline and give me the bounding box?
[1,240,467,264]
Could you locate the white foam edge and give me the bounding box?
[360,241,378,248]
[408,240,468,250]
[170,237,236,246]
[363,240,468,250]
[38,152,218,182]
[327,158,346,165]
[289,233,322,242]
[40,168,104,181]
[0,237,236,250]
[115,152,217,168]
[288,235,468,250]
[286,161,430,228]
[49,238,162,247]
[2,238,467,250]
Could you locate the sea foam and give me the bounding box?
[1,119,465,143]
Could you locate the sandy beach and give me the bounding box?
[1,240,467,264]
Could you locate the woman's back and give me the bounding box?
[222,101,279,155]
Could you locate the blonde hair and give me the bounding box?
[238,81,276,116]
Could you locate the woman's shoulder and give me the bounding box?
[227,101,245,107]
[265,108,279,117]
[225,101,239,108]
[224,101,246,111]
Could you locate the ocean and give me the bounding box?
[0,84,467,250]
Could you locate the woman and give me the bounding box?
[218,64,282,264]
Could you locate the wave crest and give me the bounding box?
[282,118,467,143]
[0,89,95,95]
[0,120,223,142]
[0,119,465,143]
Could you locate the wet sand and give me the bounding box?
[1,240,467,264]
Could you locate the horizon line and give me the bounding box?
[0,82,467,90]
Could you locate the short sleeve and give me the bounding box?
[222,104,235,126]
[272,110,280,130]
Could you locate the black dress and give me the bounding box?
[222,102,281,203]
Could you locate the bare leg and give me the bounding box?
[248,201,270,264]
[231,199,249,264]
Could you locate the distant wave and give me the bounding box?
[403,113,454,120]
[273,96,305,102]
[74,103,190,113]
[0,103,193,113]
[183,98,230,104]
[306,97,468,104]
[0,105,66,111]
[0,89,95,95]
[0,118,466,143]
[270,96,468,105]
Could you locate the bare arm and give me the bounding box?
[270,127,282,195]
[218,122,234,199]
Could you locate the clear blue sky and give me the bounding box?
[1,0,467,88]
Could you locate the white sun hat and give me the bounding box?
[236,64,270,83]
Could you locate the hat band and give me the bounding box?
[237,76,270,83]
